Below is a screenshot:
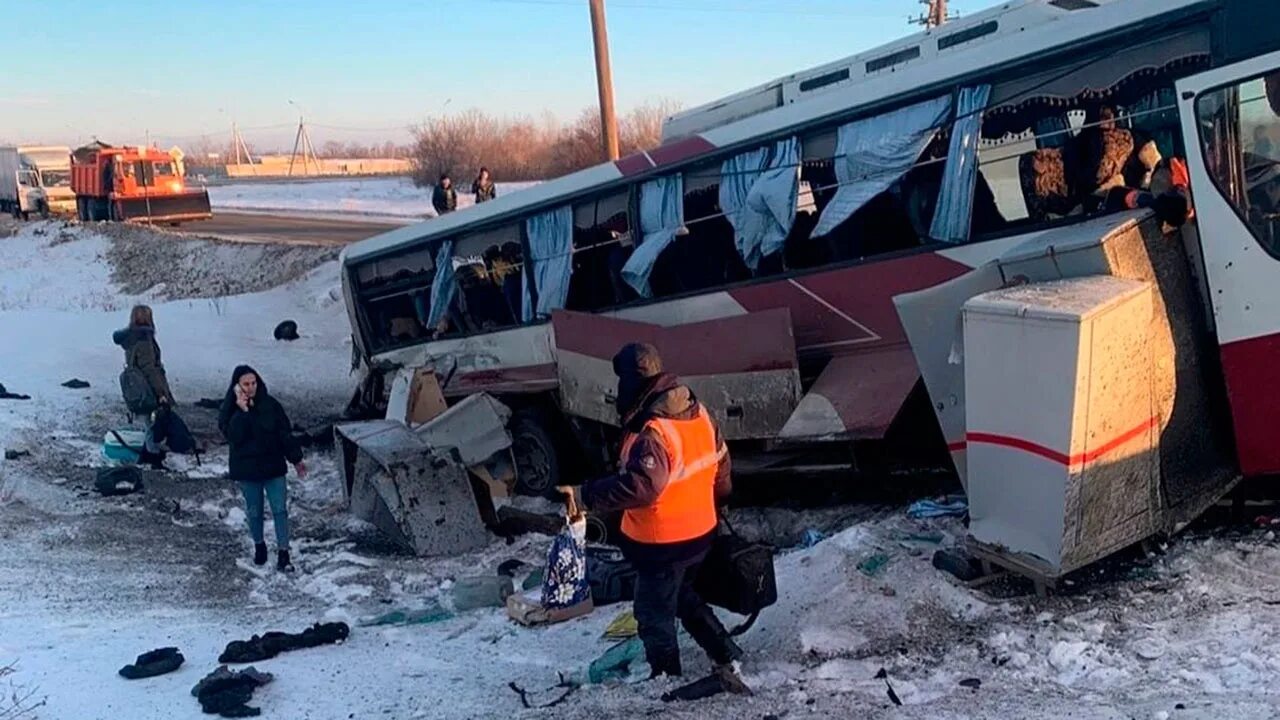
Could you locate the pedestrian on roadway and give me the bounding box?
[432,173,458,216]
[472,167,497,204]
[218,365,307,572]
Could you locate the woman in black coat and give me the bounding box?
[218,365,307,571]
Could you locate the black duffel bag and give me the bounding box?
[694,520,777,635]
[586,545,637,606]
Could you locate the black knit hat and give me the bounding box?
[612,342,662,380]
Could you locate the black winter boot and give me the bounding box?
[253,543,268,566]
[277,550,294,572]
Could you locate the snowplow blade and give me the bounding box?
[116,191,212,223]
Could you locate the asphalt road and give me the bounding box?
[181,211,409,246]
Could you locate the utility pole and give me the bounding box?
[588,0,620,162]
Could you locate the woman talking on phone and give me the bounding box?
[218,365,307,572]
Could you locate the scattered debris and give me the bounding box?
[496,559,528,577]
[273,320,300,341]
[61,378,91,389]
[218,622,350,664]
[932,549,984,582]
[191,665,274,718]
[195,398,223,410]
[857,553,891,577]
[118,647,184,680]
[602,609,638,640]
[799,529,826,549]
[4,449,30,461]
[358,604,451,628]
[495,507,563,538]
[876,668,904,706]
[0,383,31,401]
[960,678,982,689]
[451,575,515,611]
[662,666,753,703]
[906,496,969,519]
[508,673,579,710]
[586,637,644,684]
[94,466,143,496]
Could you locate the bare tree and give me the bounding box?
[0,662,45,720]
[408,99,682,185]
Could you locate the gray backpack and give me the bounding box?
[120,366,158,417]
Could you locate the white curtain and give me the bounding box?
[930,85,991,245]
[622,174,684,298]
[811,94,952,238]
[522,205,574,321]
[721,137,800,271]
[425,238,456,330]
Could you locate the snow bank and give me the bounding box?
[207,177,540,219]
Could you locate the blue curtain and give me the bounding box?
[522,205,574,321]
[426,238,457,331]
[721,137,799,271]
[930,85,992,245]
[622,174,684,298]
[812,94,952,238]
[719,145,770,268]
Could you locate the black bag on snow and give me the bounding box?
[95,466,143,496]
[586,545,637,606]
[119,367,158,417]
[151,405,197,455]
[694,523,777,632]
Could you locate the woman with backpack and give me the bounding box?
[113,304,175,408]
[218,365,307,572]
[113,305,196,467]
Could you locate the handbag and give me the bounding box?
[694,518,777,635]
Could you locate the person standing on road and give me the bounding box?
[218,365,307,572]
[432,174,457,216]
[565,343,746,689]
[472,167,497,204]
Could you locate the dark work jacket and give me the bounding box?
[217,372,302,482]
[432,185,457,215]
[472,179,496,203]
[112,325,175,404]
[581,374,732,568]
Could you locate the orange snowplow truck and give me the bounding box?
[71,142,212,224]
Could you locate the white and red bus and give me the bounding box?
[341,0,1280,497]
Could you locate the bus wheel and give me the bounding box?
[511,411,560,498]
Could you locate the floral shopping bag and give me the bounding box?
[541,493,590,609]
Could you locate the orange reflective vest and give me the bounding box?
[620,406,723,544]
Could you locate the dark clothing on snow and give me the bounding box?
[119,647,185,680]
[218,366,303,483]
[218,622,350,664]
[432,185,457,215]
[113,325,175,404]
[192,666,273,718]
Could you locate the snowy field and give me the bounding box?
[207,177,539,220]
[2,218,1280,719]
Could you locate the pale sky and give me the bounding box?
[0,0,983,151]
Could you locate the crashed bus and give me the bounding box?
[338,0,1280,581]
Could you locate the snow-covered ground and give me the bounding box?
[207,177,539,220]
[2,218,1280,719]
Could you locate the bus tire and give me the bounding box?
[511,411,561,498]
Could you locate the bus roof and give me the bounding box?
[343,0,1214,267]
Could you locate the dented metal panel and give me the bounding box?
[778,349,921,442]
[551,308,801,440]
